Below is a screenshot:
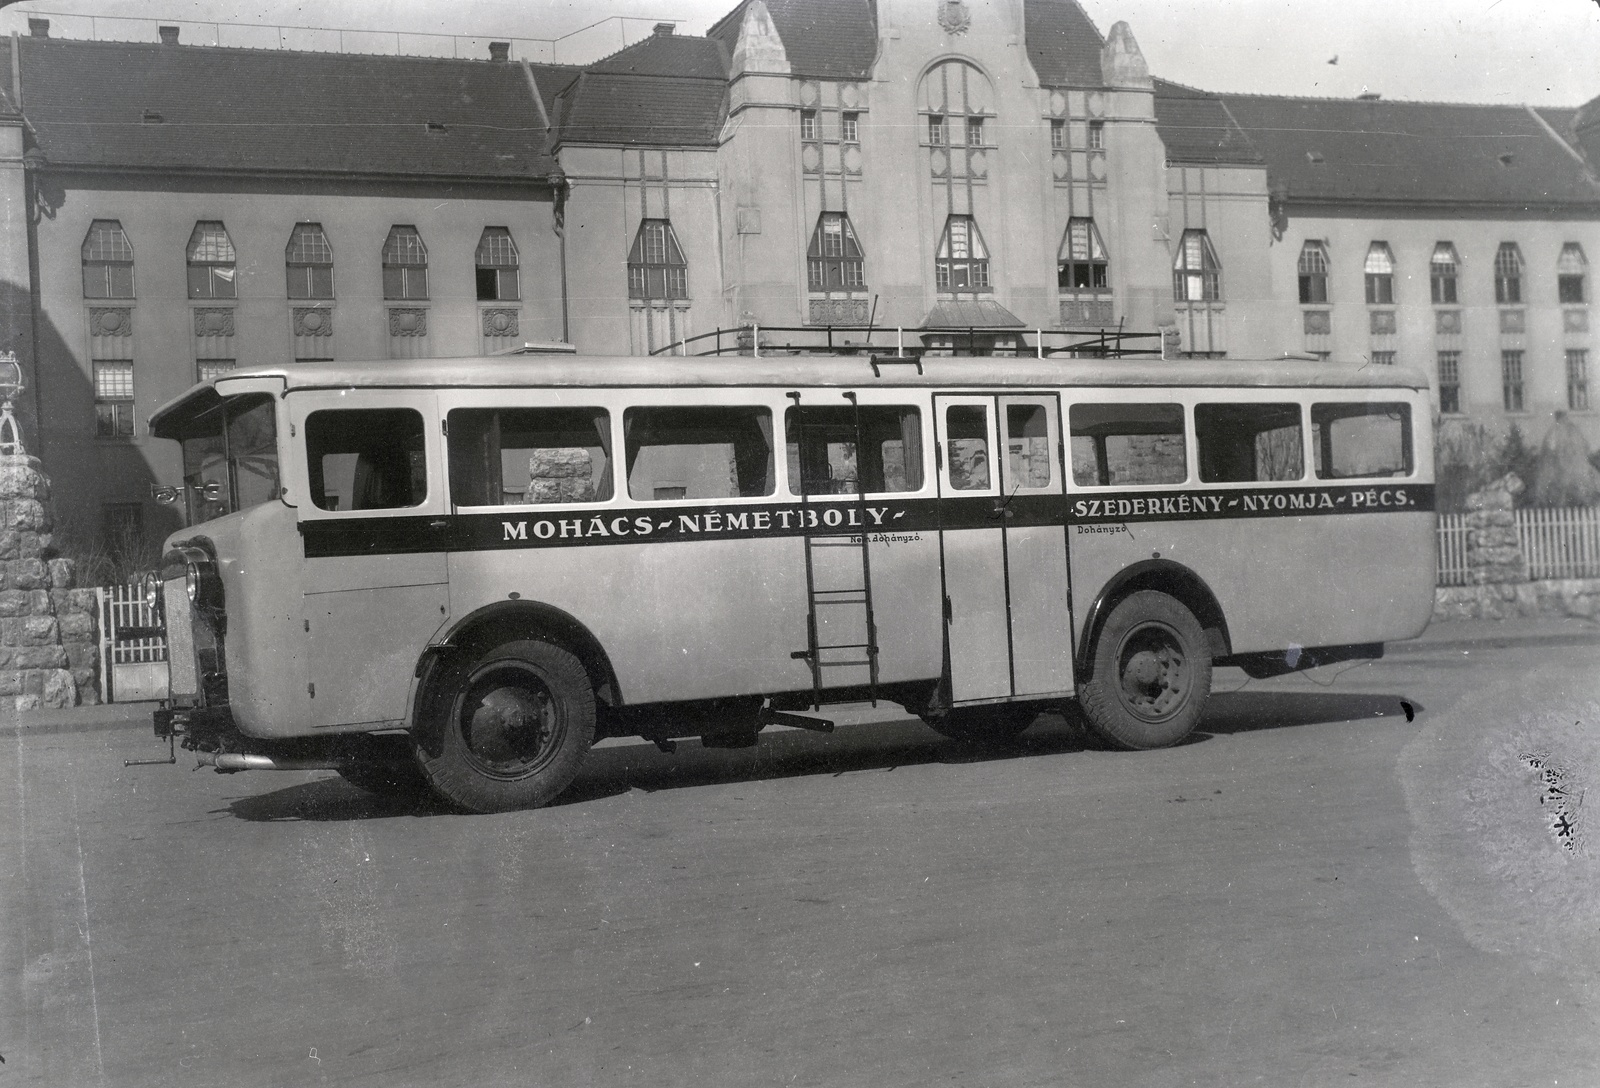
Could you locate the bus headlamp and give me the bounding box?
[185,562,203,603]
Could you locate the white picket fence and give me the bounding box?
[1436,506,1600,586]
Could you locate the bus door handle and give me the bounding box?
[428,519,449,530]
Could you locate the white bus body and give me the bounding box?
[141,356,1436,811]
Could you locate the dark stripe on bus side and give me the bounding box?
[298,483,1435,558]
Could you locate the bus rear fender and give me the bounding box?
[1076,560,1231,682]
[408,600,623,744]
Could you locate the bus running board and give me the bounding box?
[760,709,835,733]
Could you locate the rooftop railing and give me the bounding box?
[650,324,1167,359]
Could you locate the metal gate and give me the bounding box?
[96,583,168,703]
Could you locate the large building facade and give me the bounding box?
[1,0,1598,548]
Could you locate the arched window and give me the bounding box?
[918,60,994,148]
[1494,242,1523,304]
[186,221,237,299]
[382,226,429,300]
[1173,230,1221,302]
[1430,243,1458,304]
[627,219,688,300]
[82,220,135,299]
[1558,242,1587,304]
[935,216,990,291]
[1058,218,1108,293]
[285,223,333,299]
[1297,241,1329,303]
[1364,242,1395,304]
[475,227,520,301]
[807,214,865,291]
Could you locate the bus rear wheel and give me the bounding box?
[417,639,595,813]
[1078,590,1212,751]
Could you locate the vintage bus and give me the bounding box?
[136,355,1436,812]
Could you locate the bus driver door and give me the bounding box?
[933,394,1074,704]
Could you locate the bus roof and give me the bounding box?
[151,354,1429,436]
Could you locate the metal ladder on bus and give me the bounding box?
[788,390,881,709]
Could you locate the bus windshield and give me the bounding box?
[177,394,281,525]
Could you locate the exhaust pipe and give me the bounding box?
[198,752,345,773]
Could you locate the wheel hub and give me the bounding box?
[464,684,552,769]
[1118,627,1187,720]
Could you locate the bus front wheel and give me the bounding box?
[417,639,595,813]
[1079,591,1212,750]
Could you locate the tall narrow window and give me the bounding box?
[285,223,333,299]
[1437,351,1461,414]
[93,361,135,439]
[807,213,865,291]
[382,226,429,300]
[1058,218,1108,293]
[1568,349,1590,411]
[1430,242,1458,304]
[1494,242,1523,304]
[1364,242,1395,304]
[186,221,236,299]
[1087,121,1105,150]
[927,114,947,145]
[964,116,985,146]
[1297,241,1329,303]
[1173,230,1221,302]
[800,109,818,141]
[1502,350,1525,412]
[475,227,520,301]
[935,216,990,291]
[1558,243,1587,304]
[627,219,688,300]
[82,220,135,299]
[841,112,860,143]
[1049,120,1066,149]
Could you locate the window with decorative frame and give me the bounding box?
[1437,351,1461,414]
[964,117,985,146]
[1088,121,1105,150]
[82,220,135,299]
[285,223,333,300]
[1364,242,1395,304]
[186,221,237,299]
[1297,241,1329,303]
[1494,242,1523,304]
[1058,218,1109,293]
[93,361,135,439]
[935,216,990,291]
[1173,230,1221,302]
[800,109,818,142]
[841,112,859,143]
[475,227,520,301]
[807,214,865,291]
[1502,349,1525,412]
[927,114,947,145]
[1430,242,1458,304]
[1050,119,1066,149]
[382,226,429,300]
[1568,349,1590,411]
[627,219,688,300]
[1558,243,1587,304]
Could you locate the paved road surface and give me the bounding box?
[3,639,1598,1087]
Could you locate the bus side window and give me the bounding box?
[1005,403,1053,489]
[306,408,427,512]
[624,406,775,501]
[944,404,991,491]
[448,407,613,507]
[1068,403,1187,487]
[1195,403,1304,483]
[1310,402,1413,479]
[785,405,924,495]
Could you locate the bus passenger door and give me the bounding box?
[289,390,450,730]
[998,396,1074,696]
[933,395,1010,702]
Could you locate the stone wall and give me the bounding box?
[0,455,98,709]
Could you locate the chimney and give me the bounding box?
[27,18,49,38]
[158,25,180,45]
[488,41,510,62]
[653,22,675,36]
